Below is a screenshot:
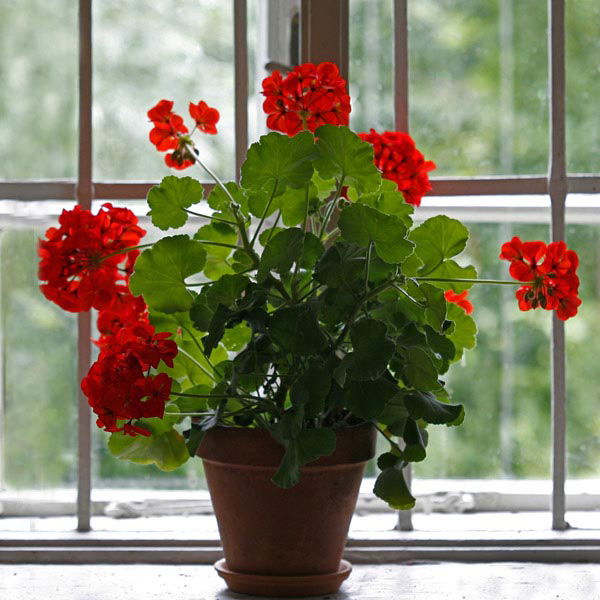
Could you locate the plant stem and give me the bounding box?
[365,241,373,296]
[101,243,153,261]
[177,346,217,383]
[185,280,216,288]
[318,176,345,240]
[170,391,261,401]
[414,276,525,285]
[250,179,279,246]
[189,146,237,206]
[195,240,243,250]
[393,283,427,308]
[264,210,282,246]
[183,209,236,226]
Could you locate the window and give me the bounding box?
[2,0,600,560]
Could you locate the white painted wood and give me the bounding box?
[2,563,600,599]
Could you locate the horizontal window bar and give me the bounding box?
[2,176,600,201]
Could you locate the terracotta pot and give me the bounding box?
[197,424,376,597]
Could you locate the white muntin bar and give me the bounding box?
[393,0,413,533]
[76,0,93,533]
[548,0,568,532]
[234,0,249,181]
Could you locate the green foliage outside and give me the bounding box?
[1,1,599,489]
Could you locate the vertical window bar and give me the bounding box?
[300,0,349,80]
[76,0,93,533]
[234,0,249,180]
[548,0,568,531]
[393,0,413,532]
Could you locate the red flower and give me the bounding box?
[444,290,474,315]
[148,99,188,151]
[38,204,146,313]
[262,62,351,136]
[164,140,196,170]
[500,236,581,321]
[82,321,177,437]
[358,129,436,206]
[95,287,149,351]
[189,100,220,134]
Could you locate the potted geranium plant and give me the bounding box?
[38,62,581,597]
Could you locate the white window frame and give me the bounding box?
[1,0,600,561]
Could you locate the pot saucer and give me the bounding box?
[214,558,352,597]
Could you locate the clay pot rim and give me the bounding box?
[197,422,377,468]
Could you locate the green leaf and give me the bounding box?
[271,428,336,488]
[268,304,328,355]
[280,184,320,226]
[358,179,414,225]
[404,390,463,425]
[241,131,317,192]
[403,346,439,391]
[206,181,248,219]
[314,243,364,288]
[194,222,237,260]
[170,384,211,413]
[108,415,189,472]
[446,303,478,361]
[147,175,203,230]
[373,466,415,510]
[343,318,395,381]
[205,274,250,309]
[408,215,477,291]
[401,418,427,462]
[129,236,206,313]
[259,226,284,246]
[258,228,323,281]
[221,321,252,352]
[290,360,332,418]
[314,125,381,192]
[421,283,447,333]
[377,392,409,435]
[338,203,413,264]
[344,377,399,420]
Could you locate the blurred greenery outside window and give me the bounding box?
[0,0,599,498]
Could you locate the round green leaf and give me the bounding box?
[129,235,206,313]
[147,175,203,230]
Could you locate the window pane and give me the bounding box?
[408,1,548,176]
[1,215,78,493]
[0,2,78,179]
[566,0,600,173]
[414,217,552,479]
[93,1,235,181]
[566,211,600,478]
[349,0,395,132]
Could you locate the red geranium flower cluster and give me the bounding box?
[82,322,178,437]
[147,99,219,170]
[38,203,146,313]
[500,237,581,321]
[358,130,436,207]
[445,290,474,315]
[262,62,351,136]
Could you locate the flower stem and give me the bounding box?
[250,179,279,246]
[101,243,153,261]
[414,277,525,285]
[318,176,345,240]
[183,209,236,226]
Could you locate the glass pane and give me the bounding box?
[414,218,552,479]
[1,215,78,493]
[566,213,600,478]
[566,0,600,173]
[0,2,78,179]
[93,1,235,181]
[349,0,395,132]
[409,1,548,176]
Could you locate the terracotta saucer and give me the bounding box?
[214,559,352,597]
